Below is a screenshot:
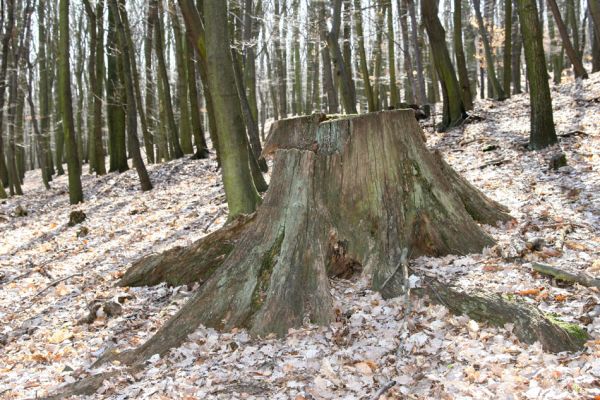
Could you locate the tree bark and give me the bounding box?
[204,0,260,218]
[326,0,358,114]
[103,110,514,367]
[422,0,467,129]
[408,0,428,104]
[399,0,416,103]
[153,0,184,159]
[503,0,513,95]
[106,3,128,172]
[516,0,558,149]
[110,0,153,192]
[58,0,84,204]
[454,0,475,109]
[546,0,588,78]
[473,0,507,100]
[385,0,399,107]
[353,0,376,111]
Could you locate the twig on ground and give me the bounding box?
[370,380,396,400]
[203,208,225,233]
[33,273,83,298]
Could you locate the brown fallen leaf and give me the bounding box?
[554,294,568,302]
[565,241,588,251]
[48,328,73,344]
[515,288,541,296]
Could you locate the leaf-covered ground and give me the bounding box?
[1,73,599,399]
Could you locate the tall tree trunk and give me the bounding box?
[326,0,358,113]
[422,0,467,129]
[473,0,507,100]
[171,2,194,154]
[399,0,416,103]
[546,0,588,78]
[186,34,209,159]
[565,0,580,60]
[274,0,288,117]
[512,1,523,93]
[319,1,339,113]
[58,0,84,204]
[106,3,128,172]
[38,0,55,182]
[153,0,184,159]
[454,0,474,109]
[353,0,376,111]
[204,0,260,217]
[144,1,157,164]
[386,0,400,107]
[371,3,385,110]
[589,0,600,46]
[503,0,513,95]
[82,0,107,175]
[26,50,51,189]
[516,0,558,149]
[110,0,153,191]
[407,0,427,104]
[0,0,18,190]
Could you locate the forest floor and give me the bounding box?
[1,73,600,400]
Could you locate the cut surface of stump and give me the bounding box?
[101,110,523,366]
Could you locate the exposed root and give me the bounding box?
[415,277,588,353]
[118,214,254,287]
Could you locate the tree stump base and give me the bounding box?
[45,110,589,399]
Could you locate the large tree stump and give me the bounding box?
[98,110,519,366]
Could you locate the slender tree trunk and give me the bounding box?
[326,0,358,113]
[503,0,513,95]
[593,30,600,72]
[422,0,466,129]
[186,34,209,159]
[38,0,55,182]
[512,1,523,93]
[353,0,376,111]
[386,0,400,107]
[205,0,260,217]
[58,0,84,204]
[371,3,385,110]
[171,2,194,154]
[153,0,184,159]
[589,0,600,45]
[319,2,339,113]
[407,0,427,104]
[399,0,416,103]
[565,0,580,60]
[473,0,507,100]
[516,0,558,149]
[110,0,153,191]
[274,0,288,117]
[144,1,157,164]
[546,0,588,78]
[454,0,474,109]
[26,55,51,189]
[106,3,128,172]
[83,0,107,175]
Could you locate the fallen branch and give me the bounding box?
[370,380,396,400]
[532,263,600,289]
[33,273,83,298]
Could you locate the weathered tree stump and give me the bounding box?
[99,110,519,364]
[45,111,589,400]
